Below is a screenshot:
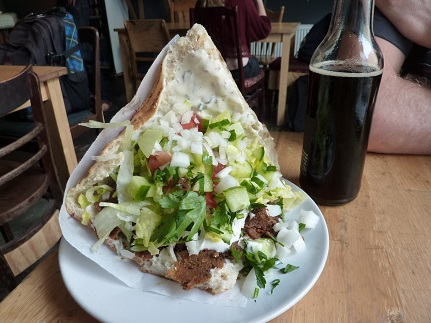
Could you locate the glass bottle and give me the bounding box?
[299,0,384,205]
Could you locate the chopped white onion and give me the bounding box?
[179,129,191,141]
[172,122,183,133]
[203,135,214,147]
[298,209,320,229]
[215,165,233,178]
[218,144,227,162]
[266,204,282,217]
[276,244,291,261]
[287,220,300,232]
[232,112,242,123]
[202,142,217,165]
[173,102,189,114]
[190,142,203,155]
[167,244,178,261]
[241,268,258,299]
[292,236,306,253]
[181,110,194,124]
[221,131,231,139]
[153,141,163,152]
[186,233,201,255]
[276,227,301,249]
[170,151,190,168]
[162,110,178,124]
[237,139,247,151]
[214,175,239,194]
[273,221,289,232]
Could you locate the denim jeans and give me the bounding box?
[230,56,260,79]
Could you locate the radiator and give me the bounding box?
[294,24,313,57]
[251,24,313,58]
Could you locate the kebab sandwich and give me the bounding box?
[65,24,309,297]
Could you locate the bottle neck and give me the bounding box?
[330,0,374,38]
[310,0,383,71]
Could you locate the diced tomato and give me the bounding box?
[148,151,172,173]
[206,192,217,209]
[177,177,189,190]
[181,113,202,132]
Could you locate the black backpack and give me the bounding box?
[0,7,90,114]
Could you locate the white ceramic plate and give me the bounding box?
[59,181,329,323]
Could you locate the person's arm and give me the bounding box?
[255,0,267,16]
[368,37,431,154]
[375,0,431,48]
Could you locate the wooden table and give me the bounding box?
[1,131,430,322]
[116,21,300,123]
[0,66,77,188]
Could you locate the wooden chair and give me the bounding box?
[170,0,196,23]
[190,6,267,120]
[0,26,104,142]
[124,19,171,94]
[0,66,63,292]
[68,26,104,138]
[253,6,285,67]
[266,6,285,22]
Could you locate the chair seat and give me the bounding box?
[0,161,49,222]
[67,109,94,127]
[255,55,278,66]
[243,69,265,88]
[0,109,95,139]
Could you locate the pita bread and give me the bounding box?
[65,24,304,295]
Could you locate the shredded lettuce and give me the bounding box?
[79,119,131,129]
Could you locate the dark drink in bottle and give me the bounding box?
[300,63,382,205]
[299,0,383,205]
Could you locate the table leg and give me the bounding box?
[43,78,78,188]
[276,34,294,126]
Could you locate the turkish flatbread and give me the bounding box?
[65,24,305,296]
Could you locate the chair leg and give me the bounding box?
[0,253,18,292]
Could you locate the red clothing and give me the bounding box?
[196,0,271,59]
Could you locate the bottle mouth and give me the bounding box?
[310,61,383,76]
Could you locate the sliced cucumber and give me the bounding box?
[252,146,265,162]
[127,176,155,200]
[230,160,253,178]
[192,174,214,192]
[224,186,250,212]
[209,110,231,129]
[226,122,244,140]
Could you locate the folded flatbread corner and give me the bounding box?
[65,24,304,296]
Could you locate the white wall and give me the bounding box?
[104,1,129,74]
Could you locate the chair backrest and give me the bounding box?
[267,6,285,23]
[170,0,196,23]
[124,19,171,93]
[0,65,63,292]
[68,26,104,139]
[191,6,247,94]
